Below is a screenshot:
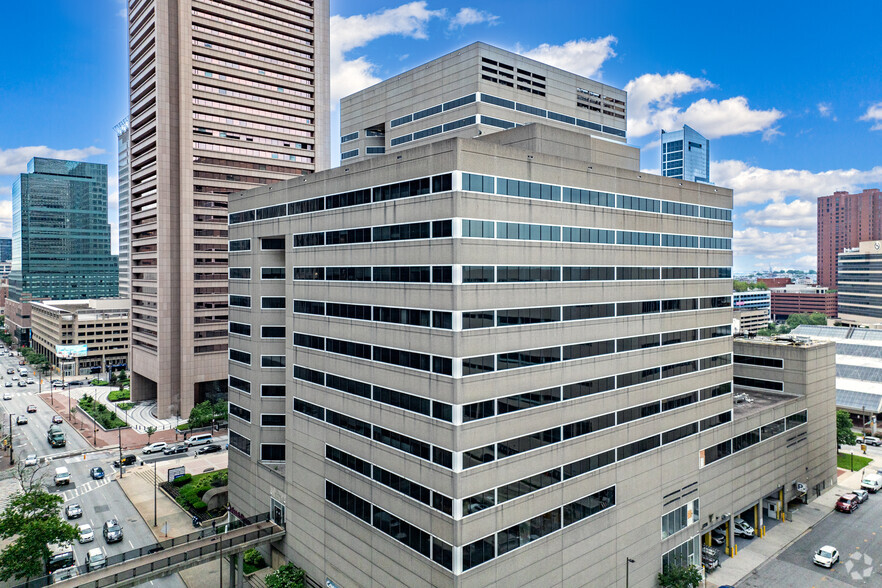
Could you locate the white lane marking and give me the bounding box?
[128,540,134,549]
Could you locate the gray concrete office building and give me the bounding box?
[227,47,835,587]
[126,0,330,417]
[339,42,627,164]
[116,118,131,298]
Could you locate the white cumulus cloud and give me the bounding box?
[817,102,836,120]
[0,187,10,197]
[715,159,882,205]
[733,227,816,262]
[624,73,783,139]
[0,146,105,176]
[449,7,499,29]
[860,101,882,131]
[740,199,816,229]
[330,1,445,106]
[0,200,11,238]
[519,37,617,79]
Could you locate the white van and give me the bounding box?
[54,467,71,486]
[85,547,106,571]
[185,433,214,447]
[861,473,882,493]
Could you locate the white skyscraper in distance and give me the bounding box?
[661,124,710,183]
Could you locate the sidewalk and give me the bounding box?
[116,452,230,588]
[707,459,875,588]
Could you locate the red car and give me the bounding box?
[835,493,860,513]
[52,415,63,424]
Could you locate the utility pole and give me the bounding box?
[153,459,158,527]
[118,425,124,478]
[626,557,635,588]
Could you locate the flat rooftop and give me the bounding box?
[733,388,798,419]
[734,333,828,349]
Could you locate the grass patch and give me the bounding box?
[837,452,873,472]
[78,395,126,429]
[90,379,110,386]
[108,389,130,401]
[117,402,134,411]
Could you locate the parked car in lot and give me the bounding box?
[162,444,187,455]
[103,519,123,543]
[65,504,83,519]
[836,493,860,513]
[3,382,10,388]
[858,436,881,447]
[15,415,27,425]
[26,404,36,413]
[78,524,94,543]
[17,381,26,387]
[854,489,870,503]
[52,415,63,424]
[196,443,222,455]
[141,442,167,454]
[26,378,34,384]
[733,517,755,539]
[90,466,105,480]
[813,545,839,568]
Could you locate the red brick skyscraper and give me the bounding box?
[817,188,882,288]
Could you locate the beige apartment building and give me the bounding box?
[127,0,330,417]
[30,299,130,378]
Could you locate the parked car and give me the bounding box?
[141,442,167,454]
[861,473,882,493]
[3,382,10,388]
[103,519,123,543]
[858,436,882,447]
[52,415,63,424]
[2,391,10,400]
[26,404,36,413]
[78,524,94,543]
[90,466,105,480]
[710,527,726,545]
[196,443,222,455]
[52,381,64,388]
[113,454,136,467]
[85,548,106,571]
[836,493,860,513]
[813,545,839,568]
[854,489,870,503]
[184,433,214,447]
[24,454,37,467]
[65,504,83,519]
[162,444,188,455]
[15,415,27,425]
[733,517,755,539]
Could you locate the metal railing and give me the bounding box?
[16,513,281,588]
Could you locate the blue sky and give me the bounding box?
[1,0,881,272]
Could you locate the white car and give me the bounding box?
[813,545,839,568]
[11,375,18,381]
[24,454,37,467]
[733,517,755,539]
[78,524,94,543]
[142,441,168,454]
[2,391,10,400]
[26,378,34,384]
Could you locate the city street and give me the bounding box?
[0,351,187,587]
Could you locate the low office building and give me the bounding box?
[733,290,771,311]
[734,308,769,335]
[30,299,129,378]
[770,285,837,320]
[757,277,792,289]
[838,241,882,326]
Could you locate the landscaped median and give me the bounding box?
[160,469,228,519]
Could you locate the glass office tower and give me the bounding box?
[9,158,118,301]
[661,124,710,183]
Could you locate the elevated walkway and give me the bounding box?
[17,514,284,588]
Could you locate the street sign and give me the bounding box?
[168,466,186,483]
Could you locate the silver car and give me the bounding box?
[854,489,870,503]
[78,524,94,543]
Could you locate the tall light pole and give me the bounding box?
[153,459,158,527]
[626,557,635,588]
[118,425,124,478]
[8,413,14,466]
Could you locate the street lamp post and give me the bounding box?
[153,459,158,527]
[118,425,124,478]
[8,413,14,466]
[625,557,635,588]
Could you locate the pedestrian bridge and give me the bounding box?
[17,513,284,588]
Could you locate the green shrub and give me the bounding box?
[243,548,266,568]
[266,564,305,588]
[90,379,110,386]
[196,488,208,499]
[192,500,207,511]
[108,389,131,402]
[172,474,192,487]
[117,402,134,411]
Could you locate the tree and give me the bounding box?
[657,563,703,588]
[837,410,858,446]
[187,401,214,429]
[212,399,228,422]
[146,426,157,444]
[0,464,79,582]
[265,563,305,588]
[785,312,828,329]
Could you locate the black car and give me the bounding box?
[103,519,123,543]
[113,454,136,468]
[163,444,188,455]
[196,444,222,455]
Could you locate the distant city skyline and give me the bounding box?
[1,1,881,272]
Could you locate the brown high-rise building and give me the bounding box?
[127,0,330,417]
[817,188,882,288]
